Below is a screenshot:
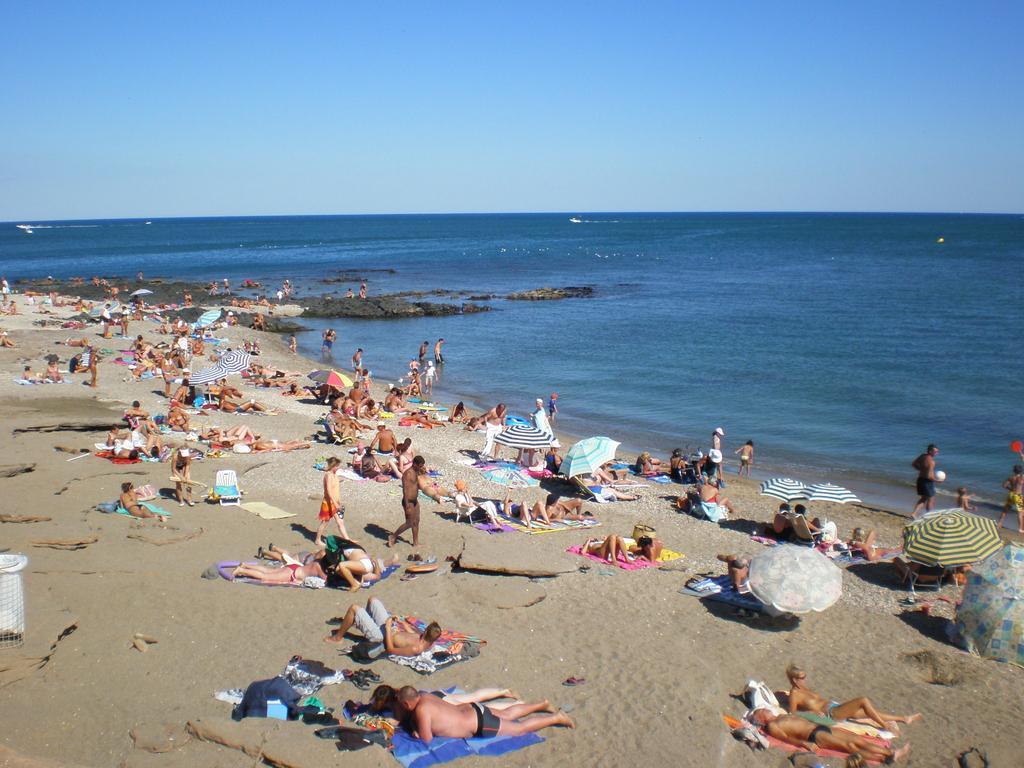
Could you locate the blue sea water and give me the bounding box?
[2,213,1021,512]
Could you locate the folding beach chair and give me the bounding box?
[573,476,611,503]
[210,469,242,506]
[791,515,823,546]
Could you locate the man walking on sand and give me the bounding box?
[316,457,348,545]
[389,456,426,548]
[911,444,939,518]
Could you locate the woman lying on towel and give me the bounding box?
[219,394,273,413]
[583,534,662,565]
[231,556,330,585]
[250,439,310,452]
[846,528,901,562]
[326,546,402,592]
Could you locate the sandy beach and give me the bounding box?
[0,297,1019,768]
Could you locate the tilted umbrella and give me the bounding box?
[561,436,620,478]
[194,309,222,328]
[308,369,354,389]
[748,544,843,614]
[481,467,538,488]
[804,483,861,504]
[902,510,1003,567]
[494,424,555,450]
[759,478,809,503]
[129,288,153,297]
[956,542,1024,667]
[188,363,228,385]
[216,349,252,375]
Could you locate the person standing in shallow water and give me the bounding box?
[911,444,939,518]
[434,338,445,365]
[735,440,754,477]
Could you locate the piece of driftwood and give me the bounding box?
[31,537,98,551]
[0,618,78,688]
[452,536,574,578]
[127,527,204,546]
[0,464,35,478]
[0,514,52,523]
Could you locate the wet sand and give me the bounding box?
[0,299,1019,767]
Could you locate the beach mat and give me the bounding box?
[497,513,601,535]
[679,575,765,613]
[566,544,683,570]
[345,688,540,768]
[240,502,296,520]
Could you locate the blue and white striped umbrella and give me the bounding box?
[216,348,252,375]
[804,482,861,504]
[494,425,555,450]
[189,349,251,385]
[194,309,222,328]
[561,436,621,478]
[759,478,809,503]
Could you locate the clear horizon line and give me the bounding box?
[3,208,1023,225]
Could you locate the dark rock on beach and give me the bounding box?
[506,286,594,301]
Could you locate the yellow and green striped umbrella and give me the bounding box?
[903,511,1003,567]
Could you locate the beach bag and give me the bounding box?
[349,641,385,663]
[742,680,780,712]
[632,523,656,541]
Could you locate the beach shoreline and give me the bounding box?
[0,288,1019,767]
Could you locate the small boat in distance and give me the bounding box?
[16,224,33,234]
[569,217,582,223]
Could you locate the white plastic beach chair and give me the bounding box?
[212,469,241,507]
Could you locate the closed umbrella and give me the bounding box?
[308,369,354,389]
[903,511,1003,567]
[759,478,809,503]
[804,483,861,504]
[748,544,843,614]
[195,309,222,328]
[561,437,620,478]
[481,467,538,488]
[956,542,1024,667]
[495,424,555,450]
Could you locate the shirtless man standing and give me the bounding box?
[394,686,572,745]
[999,464,1024,533]
[911,444,939,518]
[324,597,441,655]
[316,457,348,546]
[390,456,426,548]
[750,710,910,764]
[418,340,429,365]
[786,665,921,733]
[433,338,445,365]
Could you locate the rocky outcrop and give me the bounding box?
[300,296,489,319]
[506,286,594,301]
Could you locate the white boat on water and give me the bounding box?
[569,217,582,223]
[16,224,33,234]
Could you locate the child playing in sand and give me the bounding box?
[957,486,975,511]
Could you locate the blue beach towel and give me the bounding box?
[679,574,765,613]
[344,689,543,768]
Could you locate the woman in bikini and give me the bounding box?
[231,557,329,585]
[847,528,901,561]
[328,547,401,592]
[118,482,167,522]
[171,448,196,507]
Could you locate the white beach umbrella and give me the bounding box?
[759,478,808,503]
[748,545,843,614]
[804,483,861,504]
[129,288,153,297]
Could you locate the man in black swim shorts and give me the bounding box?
[911,444,939,518]
[393,686,574,744]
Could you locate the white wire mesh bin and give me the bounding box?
[0,554,28,649]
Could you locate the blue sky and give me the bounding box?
[2,2,1022,219]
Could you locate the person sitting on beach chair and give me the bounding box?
[749,710,910,764]
[785,665,922,732]
[324,597,441,657]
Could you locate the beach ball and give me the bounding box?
[937,237,945,243]
[1011,440,1022,453]
[935,470,947,482]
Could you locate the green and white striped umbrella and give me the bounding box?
[561,436,620,478]
[903,510,1003,567]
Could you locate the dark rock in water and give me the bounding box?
[301,296,489,319]
[506,286,594,301]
